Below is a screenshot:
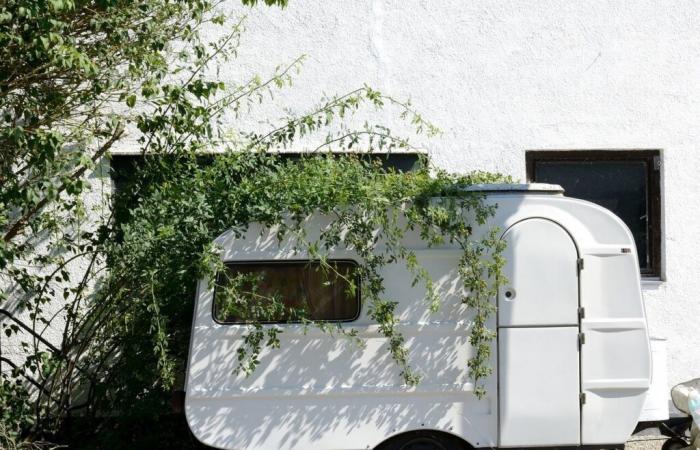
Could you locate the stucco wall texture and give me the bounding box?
[219,0,700,390]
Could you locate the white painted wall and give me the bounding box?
[3,0,698,414]
[217,0,700,392]
[1,159,112,374]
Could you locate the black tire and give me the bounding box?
[661,437,689,450]
[375,430,472,450]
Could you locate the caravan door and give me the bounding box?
[498,218,581,447]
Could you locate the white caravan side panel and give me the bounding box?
[498,327,580,447]
[185,235,498,450]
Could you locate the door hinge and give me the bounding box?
[577,258,584,273]
[654,155,661,171]
[580,392,587,405]
[578,307,585,320]
[578,332,586,349]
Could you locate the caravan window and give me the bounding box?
[213,260,360,323]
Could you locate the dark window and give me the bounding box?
[213,260,361,324]
[110,152,423,192]
[526,150,661,277]
[110,152,424,228]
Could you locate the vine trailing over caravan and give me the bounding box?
[194,155,511,394]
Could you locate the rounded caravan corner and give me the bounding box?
[183,406,230,450]
[534,194,652,445]
[551,195,642,254]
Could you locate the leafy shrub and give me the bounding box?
[0,374,34,446]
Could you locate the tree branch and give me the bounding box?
[2,125,124,243]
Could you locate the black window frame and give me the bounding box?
[212,259,362,325]
[526,150,662,278]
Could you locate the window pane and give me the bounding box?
[214,261,360,323]
[534,161,649,269]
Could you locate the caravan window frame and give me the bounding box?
[211,259,362,325]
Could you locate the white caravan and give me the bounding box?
[185,184,652,450]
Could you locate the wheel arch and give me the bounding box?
[373,428,475,450]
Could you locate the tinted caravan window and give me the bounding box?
[213,261,360,323]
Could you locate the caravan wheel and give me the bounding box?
[374,430,472,450]
[661,437,689,450]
